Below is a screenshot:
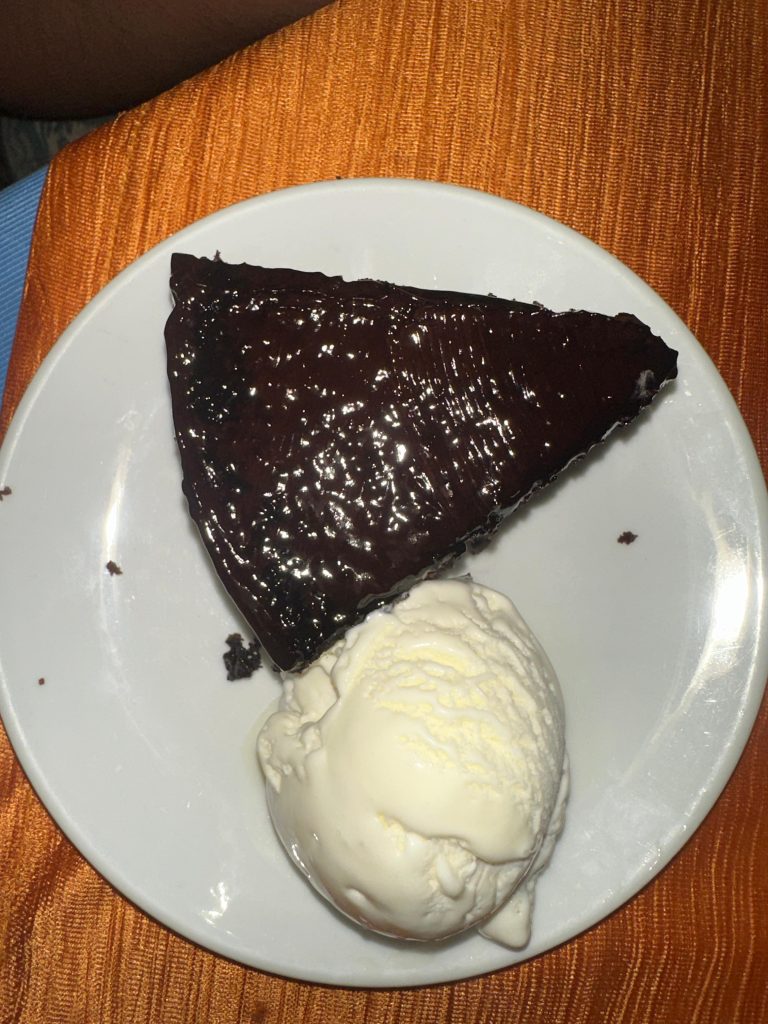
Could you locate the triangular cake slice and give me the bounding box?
[165,254,677,671]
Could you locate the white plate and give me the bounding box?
[0,179,767,988]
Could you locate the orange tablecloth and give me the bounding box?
[2,0,767,1020]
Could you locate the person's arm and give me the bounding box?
[0,0,332,118]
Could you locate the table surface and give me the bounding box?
[1,0,767,1021]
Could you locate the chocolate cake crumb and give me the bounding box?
[106,560,123,575]
[617,531,638,545]
[0,486,12,500]
[223,633,262,680]
[37,677,45,686]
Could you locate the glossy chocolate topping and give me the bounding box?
[165,254,677,671]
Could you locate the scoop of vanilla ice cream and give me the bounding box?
[257,578,568,947]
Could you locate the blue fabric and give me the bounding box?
[0,167,47,400]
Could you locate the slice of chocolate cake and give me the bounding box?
[165,254,677,671]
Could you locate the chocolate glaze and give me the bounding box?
[165,254,677,671]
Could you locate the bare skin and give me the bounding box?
[0,0,333,118]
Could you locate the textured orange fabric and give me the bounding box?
[1,0,767,1021]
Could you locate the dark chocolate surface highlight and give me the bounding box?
[165,255,677,670]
